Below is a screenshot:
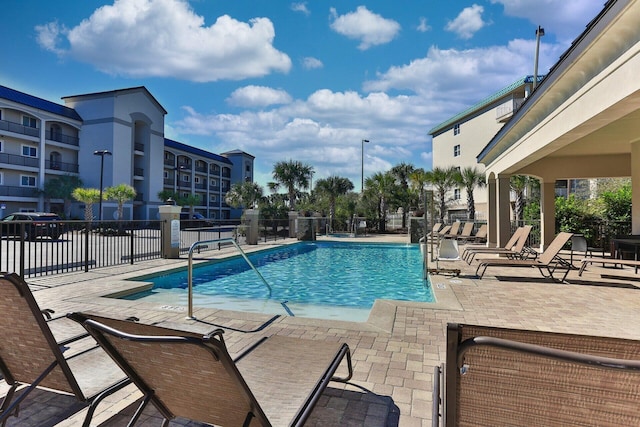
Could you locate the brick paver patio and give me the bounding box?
[2,235,640,426]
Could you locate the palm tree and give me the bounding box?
[225,181,264,210]
[455,167,486,221]
[42,175,82,218]
[409,168,429,213]
[104,184,136,220]
[178,194,202,216]
[364,171,397,232]
[270,160,314,211]
[315,176,354,231]
[426,166,458,223]
[510,175,540,223]
[72,188,101,221]
[390,162,416,228]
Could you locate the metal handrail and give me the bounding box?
[187,238,272,319]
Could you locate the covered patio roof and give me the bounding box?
[477,0,640,247]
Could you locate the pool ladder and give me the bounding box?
[187,238,272,319]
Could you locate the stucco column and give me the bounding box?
[486,174,497,247]
[540,180,556,250]
[497,175,512,248]
[632,140,640,234]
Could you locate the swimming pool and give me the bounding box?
[123,241,432,321]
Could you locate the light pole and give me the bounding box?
[533,25,545,90]
[93,150,112,221]
[361,139,369,193]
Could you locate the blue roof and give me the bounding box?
[0,85,82,121]
[164,138,232,165]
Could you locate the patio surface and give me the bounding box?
[2,234,640,426]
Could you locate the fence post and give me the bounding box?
[84,222,91,272]
[19,223,25,278]
[130,222,135,264]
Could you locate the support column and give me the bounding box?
[497,175,512,248]
[486,174,497,247]
[540,179,556,250]
[632,141,640,234]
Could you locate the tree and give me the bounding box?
[177,194,202,215]
[104,184,136,220]
[42,175,82,218]
[425,166,458,223]
[455,167,486,220]
[225,181,264,210]
[409,168,429,214]
[315,176,354,231]
[364,171,397,232]
[72,188,101,221]
[270,160,314,211]
[510,175,539,223]
[390,162,416,228]
[157,190,179,204]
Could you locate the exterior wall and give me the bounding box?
[222,150,255,219]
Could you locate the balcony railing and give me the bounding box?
[195,164,207,173]
[134,167,144,177]
[46,160,79,173]
[0,185,39,197]
[45,130,79,146]
[134,143,144,152]
[195,183,207,190]
[0,153,39,168]
[164,159,174,166]
[496,98,525,122]
[0,119,39,138]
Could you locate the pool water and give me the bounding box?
[124,241,432,321]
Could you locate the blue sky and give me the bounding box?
[2,0,604,190]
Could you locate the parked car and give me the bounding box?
[0,212,64,240]
[179,212,213,229]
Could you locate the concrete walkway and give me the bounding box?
[2,235,640,426]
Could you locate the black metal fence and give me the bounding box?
[0,220,164,278]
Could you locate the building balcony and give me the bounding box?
[496,97,525,123]
[45,130,79,146]
[134,193,144,202]
[46,160,79,173]
[0,119,39,138]
[134,142,144,152]
[0,153,39,168]
[133,167,144,177]
[194,183,207,190]
[0,185,39,198]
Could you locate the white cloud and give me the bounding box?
[35,0,291,82]
[490,0,604,43]
[329,6,401,50]
[291,2,310,16]
[445,4,487,40]
[226,86,292,108]
[417,17,431,33]
[301,57,323,69]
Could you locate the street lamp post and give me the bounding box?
[361,139,370,193]
[533,25,545,90]
[93,150,112,221]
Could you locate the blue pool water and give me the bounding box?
[124,241,432,320]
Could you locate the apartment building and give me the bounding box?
[428,76,538,221]
[0,85,252,220]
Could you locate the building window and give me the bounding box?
[453,123,460,135]
[454,188,461,200]
[163,171,169,179]
[22,145,37,157]
[0,139,3,152]
[182,192,189,199]
[181,174,190,183]
[22,116,37,128]
[0,172,3,185]
[454,144,461,157]
[210,179,217,186]
[194,176,201,184]
[21,175,36,187]
[245,162,251,172]
[210,195,217,202]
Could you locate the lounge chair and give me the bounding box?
[433,323,640,427]
[463,226,533,264]
[427,222,443,237]
[475,232,573,281]
[0,273,130,427]
[458,223,487,244]
[450,222,474,241]
[68,312,354,427]
[444,222,462,238]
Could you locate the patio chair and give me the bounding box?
[570,234,606,265]
[462,226,533,264]
[475,232,573,282]
[0,273,130,427]
[458,223,487,244]
[443,222,462,238]
[67,312,354,427]
[433,323,640,427]
[450,222,474,242]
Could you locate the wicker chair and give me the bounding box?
[434,323,640,427]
